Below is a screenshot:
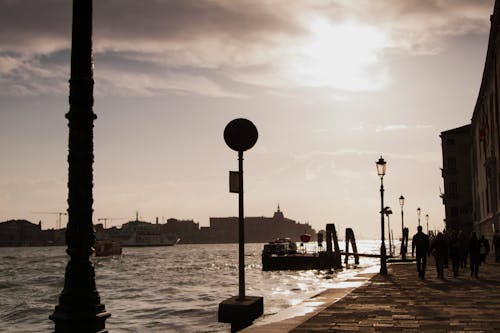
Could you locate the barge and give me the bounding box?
[262,224,342,271]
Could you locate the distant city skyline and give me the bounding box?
[0,0,495,239]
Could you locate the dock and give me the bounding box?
[242,256,500,332]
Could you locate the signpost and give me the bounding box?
[218,118,263,332]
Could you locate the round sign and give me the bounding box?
[224,118,258,152]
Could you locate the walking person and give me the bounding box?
[494,230,500,262]
[430,232,447,279]
[442,229,449,268]
[412,225,430,279]
[479,235,490,264]
[448,230,461,278]
[468,232,480,278]
[459,230,468,268]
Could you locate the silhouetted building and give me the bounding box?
[442,2,500,239]
[209,205,316,243]
[2,207,316,245]
[165,218,200,243]
[0,219,65,246]
[470,1,500,238]
[440,125,473,236]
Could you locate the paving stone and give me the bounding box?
[289,256,500,333]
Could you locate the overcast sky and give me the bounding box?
[0,0,495,238]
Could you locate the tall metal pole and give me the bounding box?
[238,151,245,301]
[220,119,262,331]
[380,177,387,275]
[50,1,110,331]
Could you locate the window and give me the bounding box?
[447,157,457,171]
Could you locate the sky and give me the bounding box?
[0,0,495,239]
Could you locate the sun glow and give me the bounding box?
[290,18,390,91]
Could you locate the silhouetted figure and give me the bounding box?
[412,225,430,279]
[494,230,500,262]
[442,229,449,268]
[479,235,490,264]
[459,230,467,268]
[430,232,447,279]
[448,229,461,278]
[468,232,480,278]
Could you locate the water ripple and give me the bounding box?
[0,242,379,332]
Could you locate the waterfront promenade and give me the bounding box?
[243,256,500,332]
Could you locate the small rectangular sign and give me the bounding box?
[229,171,240,193]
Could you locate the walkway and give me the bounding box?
[244,256,500,332]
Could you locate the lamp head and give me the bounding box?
[376,156,386,177]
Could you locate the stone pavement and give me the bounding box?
[245,256,500,332]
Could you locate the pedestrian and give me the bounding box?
[430,232,447,279]
[448,229,461,278]
[412,225,430,279]
[479,235,490,264]
[468,232,480,278]
[494,230,500,262]
[442,229,449,268]
[459,230,467,268]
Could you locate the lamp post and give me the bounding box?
[417,207,421,227]
[376,156,387,275]
[50,1,110,331]
[384,207,393,257]
[425,214,429,234]
[399,195,405,259]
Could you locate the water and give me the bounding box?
[0,241,381,332]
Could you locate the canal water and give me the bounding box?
[0,241,381,332]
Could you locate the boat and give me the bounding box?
[262,238,297,256]
[261,224,342,271]
[94,240,122,256]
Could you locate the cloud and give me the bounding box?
[0,0,494,96]
[376,124,409,132]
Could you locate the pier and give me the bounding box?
[242,256,500,332]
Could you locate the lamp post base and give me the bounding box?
[50,306,110,333]
[380,244,387,275]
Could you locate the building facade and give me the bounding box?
[442,2,500,239]
[470,1,500,238]
[440,125,473,236]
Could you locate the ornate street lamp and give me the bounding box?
[399,195,406,259]
[50,1,110,332]
[376,156,388,275]
[425,214,429,234]
[417,207,421,227]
